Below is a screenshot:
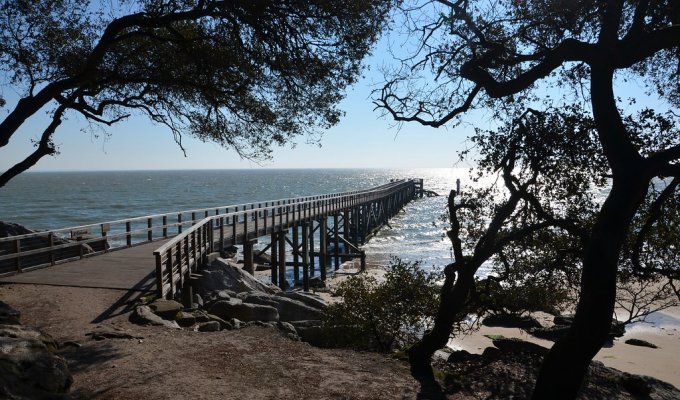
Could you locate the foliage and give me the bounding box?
[0,0,393,186]
[376,1,680,396]
[322,257,441,352]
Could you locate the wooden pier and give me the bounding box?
[0,179,423,305]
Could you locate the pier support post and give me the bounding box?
[243,239,257,275]
[309,222,315,276]
[319,218,327,281]
[181,279,193,308]
[333,214,340,270]
[270,232,278,286]
[278,230,287,290]
[292,224,300,284]
[302,222,309,291]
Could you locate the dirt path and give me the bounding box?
[0,283,422,400]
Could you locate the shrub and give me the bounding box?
[321,257,441,352]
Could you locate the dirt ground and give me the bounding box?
[0,283,424,400]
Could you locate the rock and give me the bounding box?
[175,312,197,328]
[254,250,271,265]
[196,258,277,294]
[0,333,72,398]
[208,300,278,322]
[553,314,575,326]
[243,293,323,322]
[308,276,326,289]
[290,320,322,328]
[148,299,184,320]
[192,310,211,323]
[625,338,658,348]
[482,314,543,330]
[131,305,181,329]
[197,321,221,332]
[193,293,204,308]
[553,314,625,338]
[620,373,653,397]
[277,292,327,310]
[86,330,142,341]
[528,325,570,341]
[221,245,239,259]
[0,301,21,325]
[277,321,298,336]
[229,318,242,330]
[491,338,549,355]
[0,324,59,353]
[447,349,479,364]
[206,314,233,330]
[216,290,235,300]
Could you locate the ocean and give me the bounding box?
[0,168,482,274]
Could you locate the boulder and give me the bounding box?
[195,258,277,294]
[131,306,181,329]
[0,301,21,325]
[221,245,239,259]
[447,349,479,364]
[308,276,326,289]
[0,324,59,353]
[197,321,221,332]
[243,293,323,322]
[229,318,242,330]
[193,293,204,308]
[553,314,575,326]
[482,314,543,330]
[254,250,271,265]
[205,314,233,330]
[625,338,658,349]
[0,332,72,399]
[277,292,327,310]
[528,325,570,342]
[290,320,322,328]
[148,299,184,320]
[175,312,197,328]
[208,299,278,322]
[491,338,549,355]
[277,321,300,341]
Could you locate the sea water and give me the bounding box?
[0,168,483,273]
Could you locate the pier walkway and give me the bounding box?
[0,179,423,303]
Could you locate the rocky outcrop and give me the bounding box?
[209,299,279,322]
[242,293,323,322]
[194,258,279,294]
[131,257,325,340]
[0,303,73,399]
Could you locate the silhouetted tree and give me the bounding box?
[0,0,392,187]
[376,1,680,398]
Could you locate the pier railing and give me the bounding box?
[153,179,418,300]
[0,180,419,277]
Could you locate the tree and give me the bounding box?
[376,1,680,398]
[0,0,392,187]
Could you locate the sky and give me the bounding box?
[0,27,481,173]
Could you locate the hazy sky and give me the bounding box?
[0,10,663,174]
[1,26,483,173]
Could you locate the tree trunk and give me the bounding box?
[408,265,475,378]
[532,66,649,399]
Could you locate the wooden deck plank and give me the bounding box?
[0,241,165,291]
